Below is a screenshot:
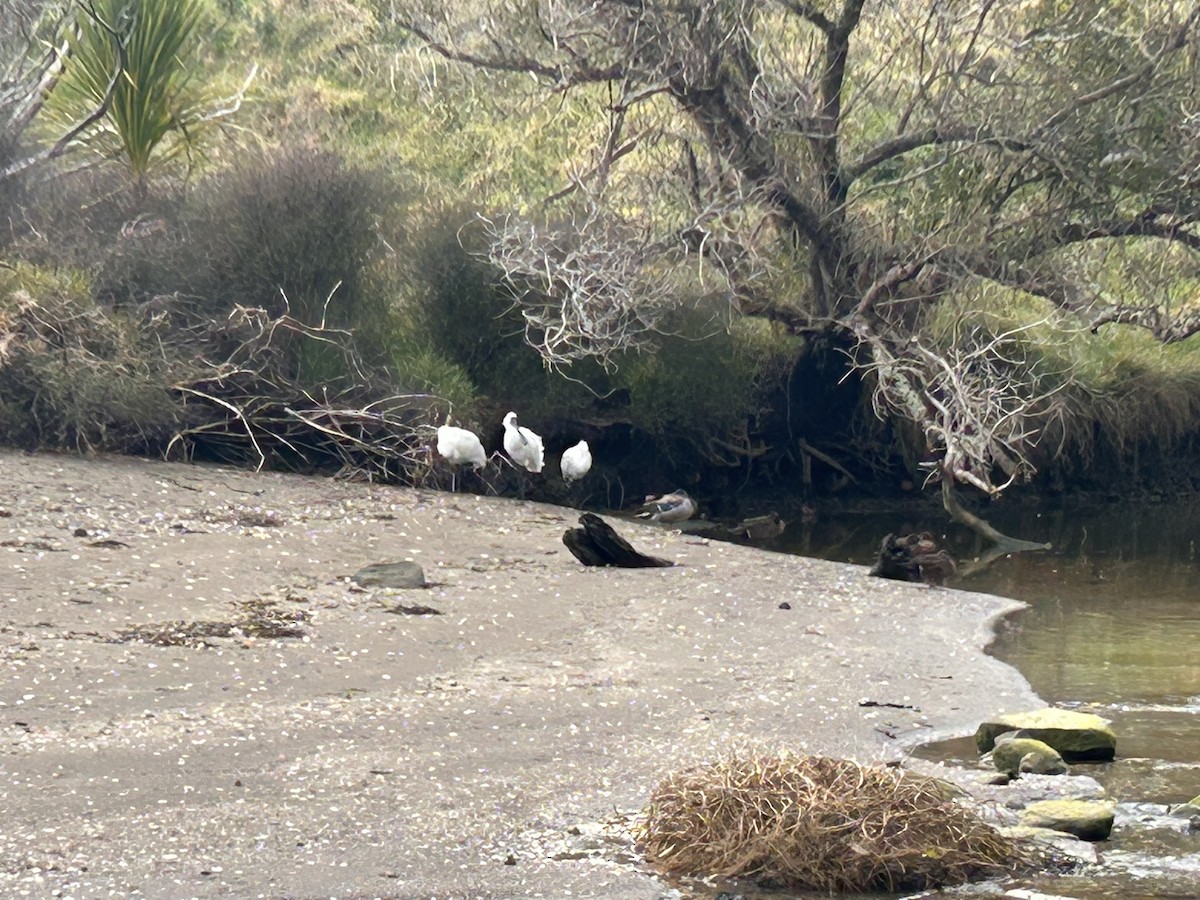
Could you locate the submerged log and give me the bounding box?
[869,532,958,586]
[563,513,675,568]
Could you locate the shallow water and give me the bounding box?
[773,497,1200,898]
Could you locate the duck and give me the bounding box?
[502,411,544,474]
[435,423,487,491]
[637,489,696,523]
[729,511,786,541]
[560,439,592,485]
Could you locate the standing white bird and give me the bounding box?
[436,424,486,491]
[637,489,697,523]
[560,439,592,485]
[502,411,544,473]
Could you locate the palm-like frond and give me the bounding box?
[50,0,206,181]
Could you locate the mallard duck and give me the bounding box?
[502,411,544,474]
[730,512,786,541]
[637,489,696,523]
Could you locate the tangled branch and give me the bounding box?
[166,303,437,481]
[485,208,683,367]
[853,315,1076,495]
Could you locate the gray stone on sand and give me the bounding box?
[352,561,426,589]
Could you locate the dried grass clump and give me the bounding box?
[637,751,1023,893]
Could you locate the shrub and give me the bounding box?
[637,750,1023,892]
[620,305,797,468]
[46,0,209,189]
[97,146,401,382]
[392,207,577,428]
[394,210,527,384]
[0,265,179,452]
[390,339,480,425]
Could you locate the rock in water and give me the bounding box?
[563,514,674,568]
[975,708,1117,761]
[991,736,1068,776]
[1020,799,1116,842]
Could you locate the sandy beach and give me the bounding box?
[0,450,1040,898]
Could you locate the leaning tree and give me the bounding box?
[394,0,1200,540]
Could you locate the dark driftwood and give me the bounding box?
[563,513,674,568]
[941,479,1052,554]
[869,532,957,586]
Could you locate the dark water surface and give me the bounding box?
[772,497,1200,898]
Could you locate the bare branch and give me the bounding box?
[846,125,1030,183]
[852,313,1078,497]
[1,0,126,184]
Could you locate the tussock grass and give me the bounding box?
[637,751,1023,893]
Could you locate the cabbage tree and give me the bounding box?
[48,0,242,191]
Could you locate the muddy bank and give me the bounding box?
[0,450,1039,898]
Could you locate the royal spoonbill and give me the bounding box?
[637,489,696,523]
[436,423,486,491]
[560,440,592,484]
[502,411,544,473]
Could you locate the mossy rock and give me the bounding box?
[1019,750,1070,776]
[1020,800,1115,842]
[991,737,1067,776]
[975,709,1116,760]
[998,825,1099,866]
[1169,797,1200,818]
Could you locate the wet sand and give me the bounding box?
[0,450,1039,897]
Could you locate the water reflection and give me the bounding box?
[778,498,1200,897]
[781,500,1200,758]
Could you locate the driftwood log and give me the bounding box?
[563,513,675,568]
[869,532,957,586]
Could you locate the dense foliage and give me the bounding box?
[3,0,1200,509]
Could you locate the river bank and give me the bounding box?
[0,450,1040,897]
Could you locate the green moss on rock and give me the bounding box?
[1020,800,1115,842]
[975,709,1116,760]
[991,737,1067,776]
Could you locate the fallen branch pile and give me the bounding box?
[0,277,443,482]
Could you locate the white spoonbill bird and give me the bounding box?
[560,439,592,485]
[637,489,696,523]
[502,411,544,473]
[436,423,486,491]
